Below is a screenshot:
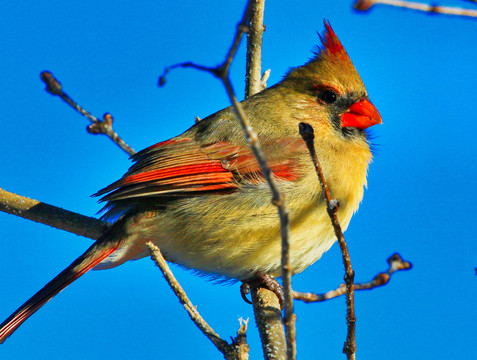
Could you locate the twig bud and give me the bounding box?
[353,0,375,11]
[40,71,62,95]
[102,113,113,127]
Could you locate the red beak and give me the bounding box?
[340,99,382,129]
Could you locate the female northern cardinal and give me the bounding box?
[0,22,381,343]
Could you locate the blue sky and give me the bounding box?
[1,1,476,359]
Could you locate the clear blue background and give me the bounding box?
[1,1,476,359]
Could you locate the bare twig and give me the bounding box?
[159,1,292,359]
[146,242,245,360]
[354,0,477,17]
[299,123,356,360]
[0,187,107,240]
[158,0,251,86]
[40,71,136,156]
[294,253,412,302]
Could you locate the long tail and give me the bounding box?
[0,234,121,344]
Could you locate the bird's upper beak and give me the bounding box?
[341,99,382,129]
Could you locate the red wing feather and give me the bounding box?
[95,137,303,202]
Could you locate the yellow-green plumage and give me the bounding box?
[96,43,374,279]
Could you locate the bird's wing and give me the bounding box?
[94,136,305,202]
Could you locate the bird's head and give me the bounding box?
[282,21,382,140]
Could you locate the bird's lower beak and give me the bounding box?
[341,99,382,129]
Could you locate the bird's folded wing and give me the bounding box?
[94,136,304,202]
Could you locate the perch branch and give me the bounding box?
[246,2,295,358]
[159,1,292,359]
[299,123,356,360]
[40,71,136,156]
[251,287,287,360]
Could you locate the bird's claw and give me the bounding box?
[240,274,285,309]
[240,282,253,304]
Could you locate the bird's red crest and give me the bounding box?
[320,21,345,57]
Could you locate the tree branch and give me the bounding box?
[354,0,477,17]
[0,187,107,240]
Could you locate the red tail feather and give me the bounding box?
[0,240,119,344]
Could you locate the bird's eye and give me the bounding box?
[319,90,338,104]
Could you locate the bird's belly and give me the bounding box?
[98,200,346,281]
[96,182,356,280]
[155,208,340,279]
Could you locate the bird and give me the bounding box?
[0,22,381,343]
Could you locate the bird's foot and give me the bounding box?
[240,273,284,309]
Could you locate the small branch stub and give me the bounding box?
[87,113,114,135]
[227,318,250,360]
[260,69,271,91]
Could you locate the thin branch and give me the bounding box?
[294,253,412,302]
[354,0,477,17]
[0,187,107,240]
[159,1,292,359]
[146,242,245,360]
[158,0,251,85]
[299,123,356,360]
[40,71,136,156]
